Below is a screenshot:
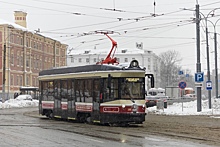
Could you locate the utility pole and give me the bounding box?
[214,31,218,98]
[205,22,211,109]
[196,4,202,112]
[2,43,6,103]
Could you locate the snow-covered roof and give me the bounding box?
[0,18,29,32]
[68,47,149,55]
[0,18,66,45]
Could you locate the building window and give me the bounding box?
[16,75,19,86]
[26,76,29,86]
[132,58,135,60]
[148,58,151,62]
[10,51,14,65]
[56,47,59,55]
[93,58,97,63]
[71,57,74,63]
[20,76,23,86]
[86,58,89,63]
[20,54,23,67]
[10,74,14,86]
[26,38,29,47]
[124,58,128,62]
[79,58,82,63]
[117,58,120,62]
[26,54,30,68]
[148,65,151,70]
[17,51,20,67]
[20,37,23,45]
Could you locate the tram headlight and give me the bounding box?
[122,104,125,108]
[142,104,146,110]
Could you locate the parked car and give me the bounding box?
[15,95,33,101]
[182,94,196,99]
[145,95,168,108]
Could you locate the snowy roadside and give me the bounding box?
[2,97,220,116]
[147,98,220,116]
[0,99,39,109]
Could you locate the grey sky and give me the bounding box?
[0,0,219,74]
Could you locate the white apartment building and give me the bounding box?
[66,46,162,89]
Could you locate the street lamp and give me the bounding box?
[207,18,220,99]
[2,43,6,102]
[199,8,220,109]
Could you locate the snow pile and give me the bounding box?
[0,99,39,109]
[148,98,220,115]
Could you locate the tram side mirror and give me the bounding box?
[145,74,154,88]
[107,74,112,88]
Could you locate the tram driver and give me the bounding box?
[122,83,134,98]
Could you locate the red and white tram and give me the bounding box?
[38,60,154,125]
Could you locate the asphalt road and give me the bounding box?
[0,107,215,147]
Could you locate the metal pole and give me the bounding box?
[2,44,6,103]
[205,25,212,109]
[214,32,218,98]
[196,4,202,112]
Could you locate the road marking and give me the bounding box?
[85,138,104,143]
[145,136,165,142]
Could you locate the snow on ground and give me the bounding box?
[148,98,220,115]
[0,99,39,109]
[1,97,220,116]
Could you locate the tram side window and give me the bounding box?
[61,80,68,98]
[42,81,48,100]
[110,78,118,100]
[70,80,75,101]
[54,80,61,100]
[67,80,72,101]
[76,80,83,102]
[48,81,54,101]
[85,79,93,103]
[93,79,100,102]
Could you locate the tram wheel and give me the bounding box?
[46,110,53,119]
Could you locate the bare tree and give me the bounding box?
[158,50,182,88]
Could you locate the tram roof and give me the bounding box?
[39,64,145,76]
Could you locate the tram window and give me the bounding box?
[42,81,48,100]
[85,79,93,103]
[109,79,118,99]
[61,80,68,98]
[75,80,82,102]
[48,81,54,101]
[102,79,110,102]
[120,78,144,99]
[70,80,75,101]
[93,80,100,102]
[54,80,61,100]
[67,80,72,100]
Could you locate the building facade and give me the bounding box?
[67,47,162,89]
[0,11,68,99]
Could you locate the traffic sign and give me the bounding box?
[206,81,212,90]
[195,72,204,82]
[195,82,203,87]
[178,81,187,89]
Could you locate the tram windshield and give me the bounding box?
[120,77,144,99]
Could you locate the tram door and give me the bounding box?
[93,79,100,120]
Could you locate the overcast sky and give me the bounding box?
[1,0,220,74]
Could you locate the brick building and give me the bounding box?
[0,11,68,99]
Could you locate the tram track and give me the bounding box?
[25,110,220,146]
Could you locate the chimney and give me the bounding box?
[14,11,27,28]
